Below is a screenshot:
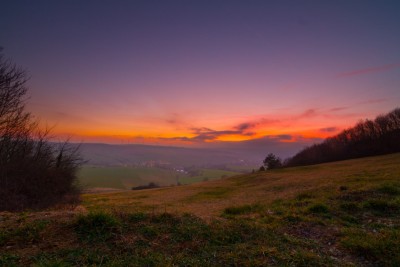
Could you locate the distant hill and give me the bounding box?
[77,143,254,167]
[75,136,313,168]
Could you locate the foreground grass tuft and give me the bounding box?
[341,228,400,265]
[223,203,264,216]
[75,212,120,242]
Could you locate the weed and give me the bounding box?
[0,230,8,246]
[0,219,49,245]
[339,185,348,191]
[296,192,314,201]
[33,249,110,266]
[33,258,70,267]
[187,187,232,201]
[0,254,19,267]
[17,220,49,242]
[363,199,400,215]
[341,228,400,265]
[138,225,158,238]
[308,203,329,214]
[340,202,359,212]
[340,215,360,225]
[284,215,303,223]
[223,203,264,216]
[377,183,400,195]
[170,214,210,242]
[272,185,285,192]
[75,212,120,242]
[128,212,148,223]
[151,212,180,224]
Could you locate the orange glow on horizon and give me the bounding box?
[38,104,363,147]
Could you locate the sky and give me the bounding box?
[1,0,400,153]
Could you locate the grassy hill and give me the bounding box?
[1,153,400,266]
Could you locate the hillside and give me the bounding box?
[83,153,400,217]
[1,153,400,266]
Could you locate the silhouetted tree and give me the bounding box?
[285,108,400,167]
[0,49,83,211]
[263,153,282,170]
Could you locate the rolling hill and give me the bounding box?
[1,153,400,266]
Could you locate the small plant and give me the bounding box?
[15,220,49,242]
[284,215,302,223]
[223,203,263,215]
[0,254,20,267]
[340,202,359,212]
[377,183,400,195]
[296,192,314,201]
[75,212,120,242]
[341,229,400,265]
[308,203,329,214]
[0,219,49,245]
[362,199,400,215]
[128,212,148,223]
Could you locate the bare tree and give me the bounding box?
[0,49,83,211]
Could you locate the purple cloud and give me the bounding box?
[336,63,400,78]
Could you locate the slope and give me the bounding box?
[83,153,400,218]
[1,153,399,266]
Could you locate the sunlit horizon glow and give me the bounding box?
[2,1,400,151]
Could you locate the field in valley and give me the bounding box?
[1,153,400,266]
[78,166,242,190]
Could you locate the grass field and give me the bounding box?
[78,166,241,189]
[1,153,400,266]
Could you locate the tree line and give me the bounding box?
[285,108,400,167]
[260,108,400,170]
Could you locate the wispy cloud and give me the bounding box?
[234,118,278,131]
[358,98,387,105]
[189,127,259,141]
[230,108,321,133]
[336,63,400,78]
[296,109,318,119]
[319,127,338,133]
[329,106,349,112]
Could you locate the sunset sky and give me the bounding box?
[1,0,400,149]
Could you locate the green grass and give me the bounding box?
[308,203,330,214]
[2,153,400,266]
[0,254,20,267]
[24,212,334,266]
[78,166,240,189]
[0,219,49,245]
[75,212,121,243]
[185,187,233,202]
[179,169,240,184]
[223,203,264,215]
